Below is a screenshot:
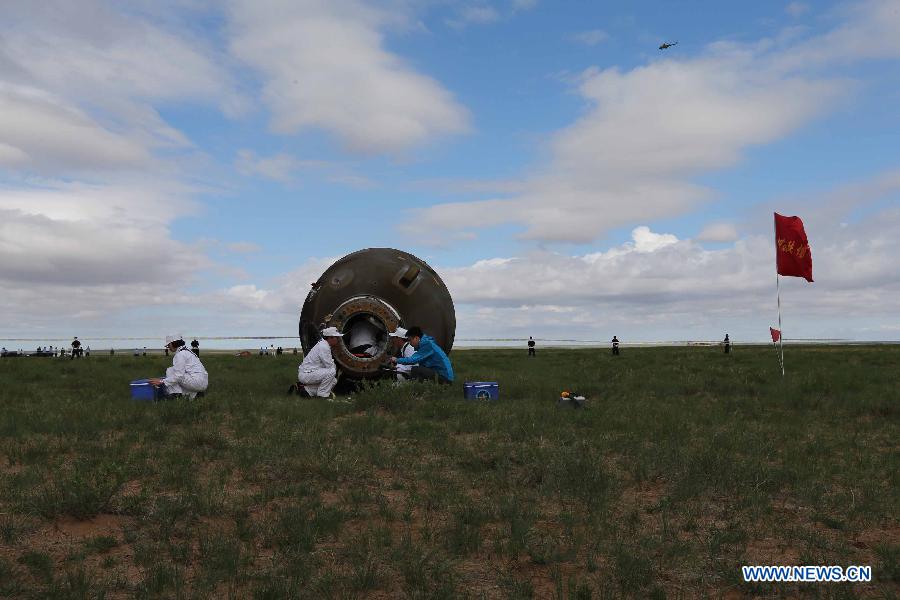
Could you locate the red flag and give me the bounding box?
[770,327,781,343]
[774,213,813,282]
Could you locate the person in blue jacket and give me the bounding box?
[391,326,454,384]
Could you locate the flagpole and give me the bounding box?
[774,214,785,376]
[776,273,784,376]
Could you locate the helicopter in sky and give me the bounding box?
[658,41,678,50]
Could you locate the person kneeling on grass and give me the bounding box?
[149,334,208,399]
[291,327,342,399]
[389,327,416,382]
[391,326,454,385]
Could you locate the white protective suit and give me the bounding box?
[163,346,208,399]
[396,341,416,381]
[298,339,337,397]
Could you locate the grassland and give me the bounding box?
[0,346,897,599]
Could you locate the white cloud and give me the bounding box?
[235,150,307,183]
[697,222,739,243]
[444,205,900,340]
[225,242,262,254]
[630,226,679,252]
[774,0,900,71]
[0,0,244,174]
[0,182,205,287]
[0,84,149,172]
[0,2,251,336]
[448,6,501,28]
[511,0,538,11]
[570,29,609,46]
[406,2,900,244]
[0,1,242,112]
[228,0,470,154]
[235,149,376,188]
[785,2,810,18]
[180,168,900,343]
[226,197,900,342]
[226,284,271,307]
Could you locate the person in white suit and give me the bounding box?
[150,334,208,399]
[389,327,416,382]
[293,327,343,398]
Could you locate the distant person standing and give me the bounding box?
[191,338,200,357]
[71,336,82,360]
[527,336,536,357]
[611,336,620,356]
[723,334,731,354]
[85,345,91,357]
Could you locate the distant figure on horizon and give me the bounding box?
[723,334,731,354]
[85,346,90,357]
[611,336,620,356]
[527,336,536,357]
[71,337,82,360]
[191,338,200,357]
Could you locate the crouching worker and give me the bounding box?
[391,326,454,385]
[294,327,342,398]
[150,335,208,399]
[389,327,416,382]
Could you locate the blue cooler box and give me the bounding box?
[463,382,499,401]
[130,379,164,401]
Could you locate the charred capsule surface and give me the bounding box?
[299,248,456,380]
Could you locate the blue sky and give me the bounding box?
[1,0,899,348]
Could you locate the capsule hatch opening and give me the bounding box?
[342,313,389,359]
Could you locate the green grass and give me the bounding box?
[0,346,897,598]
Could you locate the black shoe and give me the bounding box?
[287,384,297,395]
[195,391,205,399]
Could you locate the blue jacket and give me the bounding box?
[397,335,454,382]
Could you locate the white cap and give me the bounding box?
[389,327,408,338]
[165,334,183,345]
[321,326,343,338]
